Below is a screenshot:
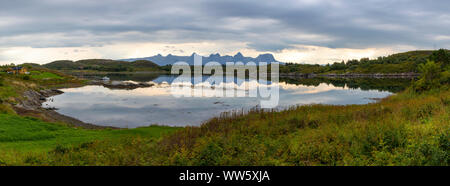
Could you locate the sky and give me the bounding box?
[0,0,449,65]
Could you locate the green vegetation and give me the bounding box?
[29,71,63,80]
[0,65,83,114]
[413,61,442,92]
[0,67,64,113]
[280,49,449,74]
[1,65,83,91]
[412,49,450,92]
[0,114,179,165]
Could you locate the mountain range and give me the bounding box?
[121,52,280,66]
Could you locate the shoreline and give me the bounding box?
[14,87,117,129]
[280,72,420,78]
[22,77,395,130]
[88,80,155,90]
[10,70,410,130]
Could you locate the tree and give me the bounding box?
[429,49,450,67]
[414,60,441,92]
[330,62,346,71]
[0,75,4,86]
[347,59,360,66]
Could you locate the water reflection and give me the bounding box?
[44,75,410,127]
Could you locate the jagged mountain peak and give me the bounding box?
[121,52,280,66]
[209,53,221,57]
[233,52,244,58]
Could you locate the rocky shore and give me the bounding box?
[11,79,156,129]
[13,89,116,129]
[88,80,154,90]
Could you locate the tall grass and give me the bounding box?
[0,114,180,165]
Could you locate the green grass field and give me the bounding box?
[0,114,179,165]
[29,71,64,80]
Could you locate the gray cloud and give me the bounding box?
[0,0,449,51]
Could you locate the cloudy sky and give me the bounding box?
[1,0,449,65]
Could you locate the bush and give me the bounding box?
[441,70,450,84]
[429,49,450,67]
[22,75,30,80]
[414,60,441,92]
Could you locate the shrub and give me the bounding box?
[414,60,441,92]
[22,75,30,80]
[441,69,450,84]
[429,49,450,67]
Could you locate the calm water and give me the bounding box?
[43,75,410,128]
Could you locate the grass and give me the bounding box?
[0,67,84,103]
[0,114,180,165]
[0,84,17,102]
[29,71,64,80]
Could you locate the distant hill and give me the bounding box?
[121,52,280,66]
[280,49,450,74]
[43,59,161,72]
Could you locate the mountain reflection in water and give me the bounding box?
[44,74,411,127]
